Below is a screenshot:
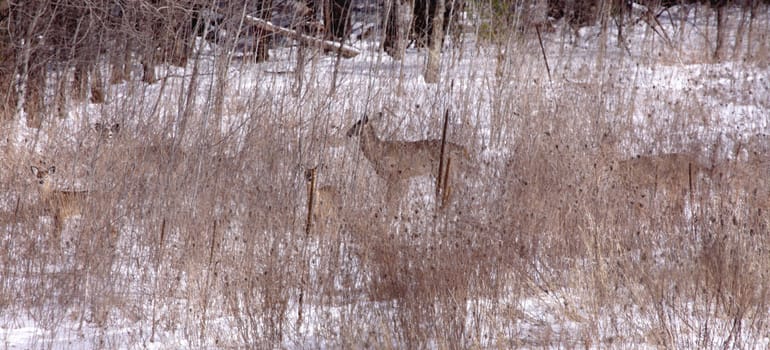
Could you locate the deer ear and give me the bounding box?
[305,167,317,182]
[31,166,39,176]
[48,166,56,174]
[346,120,361,137]
[93,123,102,131]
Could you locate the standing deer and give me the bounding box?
[610,153,711,215]
[346,112,470,215]
[31,165,89,247]
[596,132,712,217]
[709,134,770,221]
[305,167,342,238]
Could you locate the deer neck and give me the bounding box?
[360,123,384,163]
[38,181,57,204]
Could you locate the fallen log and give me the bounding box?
[244,15,361,58]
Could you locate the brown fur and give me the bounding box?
[311,185,341,238]
[93,122,120,140]
[608,153,710,215]
[31,165,89,245]
[710,157,770,213]
[346,113,470,211]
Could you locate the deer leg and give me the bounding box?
[385,181,405,222]
[53,212,63,251]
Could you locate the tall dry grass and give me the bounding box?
[0,3,769,348]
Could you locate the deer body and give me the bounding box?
[347,114,470,211]
[614,153,707,192]
[608,153,710,214]
[31,166,89,242]
[311,185,342,237]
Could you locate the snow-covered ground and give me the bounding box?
[2,4,770,349]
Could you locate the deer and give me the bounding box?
[594,131,713,220]
[311,185,342,237]
[30,165,90,247]
[732,133,769,164]
[305,167,342,238]
[91,122,187,173]
[93,122,120,140]
[707,133,770,220]
[611,153,712,215]
[346,112,471,216]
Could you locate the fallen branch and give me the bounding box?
[244,15,361,58]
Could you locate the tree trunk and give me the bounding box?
[54,73,67,119]
[424,0,444,83]
[413,0,460,48]
[72,63,89,102]
[713,3,727,61]
[0,72,15,120]
[90,66,105,104]
[254,0,273,62]
[412,0,430,47]
[384,0,413,59]
[25,51,45,128]
[325,0,352,40]
[0,0,14,120]
[142,56,156,83]
[732,2,749,60]
[110,33,130,84]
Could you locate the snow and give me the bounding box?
[2,3,770,349]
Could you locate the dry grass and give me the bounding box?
[1,5,769,348]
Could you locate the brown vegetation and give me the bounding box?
[346,112,471,217]
[606,152,711,218]
[0,2,768,348]
[29,165,98,252]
